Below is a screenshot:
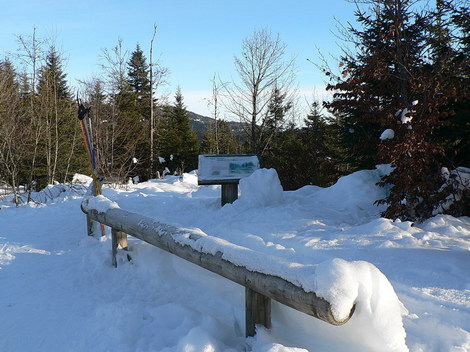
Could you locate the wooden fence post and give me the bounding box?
[86,214,94,236]
[245,287,271,337]
[111,228,128,267]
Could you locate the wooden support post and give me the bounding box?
[245,287,271,337]
[86,214,94,236]
[221,183,238,206]
[111,228,128,267]
[117,230,128,250]
[111,228,118,267]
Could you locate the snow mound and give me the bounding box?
[315,258,408,352]
[72,173,92,185]
[380,129,395,140]
[314,168,388,215]
[175,326,219,352]
[237,168,284,207]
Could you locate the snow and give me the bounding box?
[237,168,284,207]
[0,167,469,352]
[400,108,413,124]
[315,258,408,351]
[83,194,120,213]
[380,128,395,140]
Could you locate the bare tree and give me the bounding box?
[100,38,129,95]
[149,24,157,178]
[223,29,296,155]
[0,59,29,204]
[14,27,46,197]
[206,74,221,154]
[149,24,168,178]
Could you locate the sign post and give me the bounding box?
[198,154,260,206]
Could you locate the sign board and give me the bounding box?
[198,154,259,185]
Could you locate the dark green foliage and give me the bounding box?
[127,44,151,100]
[325,0,469,220]
[104,44,153,182]
[35,47,86,187]
[159,89,199,174]
[37,47,70,99]
[200,119,241,155]
[263,102,344,190]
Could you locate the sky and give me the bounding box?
[0,0,358,117]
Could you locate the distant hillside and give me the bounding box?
[187,111,246,142]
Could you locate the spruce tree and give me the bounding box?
[260,87,293,157]
[127,44,151,113]
[124,44,152,180]
[201,120,240,155]
[264,101,341,190]
[428,0,470,216]
[325,0,469,220]
[160,88,199,174]
[36,46,79,186]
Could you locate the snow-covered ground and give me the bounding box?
[0,168,468,352]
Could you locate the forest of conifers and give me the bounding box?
[0,0,468,221]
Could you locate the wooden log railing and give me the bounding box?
[81,198,354,337]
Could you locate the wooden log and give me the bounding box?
[246,287,271,337]
[82,200,354,326]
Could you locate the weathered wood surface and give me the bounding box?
[221,183,239,206]
[111,229,128,267]
[82,199,354,329]
[86,214,94,236]
[246,287,271,337]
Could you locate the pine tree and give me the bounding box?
[428,0,470,216]
[201,120,240,155]
[260,87,293,157]
[325,0,469,220]
[263,101,341,190]
[160,88,199,174]
[127,44,150,98]
[36,46,79,186]
[124,44,152,180]
[37,47,69,99]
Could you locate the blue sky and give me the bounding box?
[1,0,357,116]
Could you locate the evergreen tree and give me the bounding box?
[263,101,341,190]
[160,88,199,174]
[36,46,80,186]
[37,47,69,99]
[127,44,151,100]
[124,44,153,180]
[427,0,470,216]
[259,86,293,157]
[325,0,469,220]
[325,0,426,171]
[200,120,240,155]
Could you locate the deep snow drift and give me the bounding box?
[0,167,468,351]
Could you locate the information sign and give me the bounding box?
[198,154,259,185]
